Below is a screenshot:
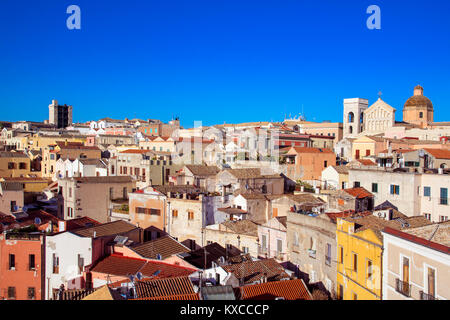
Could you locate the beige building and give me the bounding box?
[382,222,449,300]
[204,220,259,258]
[56,176,136,223]
[287,211,340,298]
[363,98,396,134]
[0,182,24,215]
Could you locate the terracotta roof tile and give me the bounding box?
[134,276,196,299]
[423,148,450,160]
[223,258,290,285]
[239,279,311,300]
[343,187,373,199]
[131,236,191,260]
[72,220,138,238]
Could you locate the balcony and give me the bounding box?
[325,255,332,266]
[258,246,268,257]
[395,278,412,297]
[420,291,437,300]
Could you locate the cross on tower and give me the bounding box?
[378,91,383,99]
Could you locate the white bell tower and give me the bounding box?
[343,98,368,138]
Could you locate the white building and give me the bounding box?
[44,232,92,300]
[349,167,450,222]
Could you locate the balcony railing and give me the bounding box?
[395,278,412,297]
[308,249,316,259]
[420,291,437,300]
[325,255,332,266]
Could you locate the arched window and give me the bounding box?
[348,112,355,123]
[360,113,364,123]
[349,126,353,134]
[440,163,446,169]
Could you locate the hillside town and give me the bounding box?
[0,85,449,301]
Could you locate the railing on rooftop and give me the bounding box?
[5,233,41,241]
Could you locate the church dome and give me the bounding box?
[404,85,433,111]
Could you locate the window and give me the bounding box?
[8,162,15,169]
[352,252,358,272]
[188,211,194,220]
[9,254,15,270]
[366,259,373,280]
[10,201,17,212]
[372,183,378,193]
[352,292,358,300]
[27,287,35,300]
[325,243,332,266]
[277,239,283,254]
[424,186,431,197]
[172,210,178,218]
[69,187,72,198]
[136,207,161,216]
[366,149,370,156]
[440,188,448,205]
[242,247,249,254]
[354,181,360,188]
[337,284,344,300]
[440,215,448,222]
[123,187,128,199]
[293,232,299,247]
[424,213,431,221]
[7,287,16,299]
[427,267,436,298]
[390,185,400,195]
[324,161,328,168]
[67,207,73,218]
[53,254,59,274]
[19,162,27,169]
[78,254,84,275]
[261,235,267,250]
[419,112,423,119]
[339,246,344,264]
[29,254,35,270]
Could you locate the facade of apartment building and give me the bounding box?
[287,211,337,298]
[382,224,450,300]
[44,231,92,300]
[57,176,136,223]
[204,220,259,258]
[283,147,336,184]
[257,217,287,262]
[349,168,450,222]
[128,187,167,232]
[0,232,45,300]
[0,181,24,215]
[0,151,32,178]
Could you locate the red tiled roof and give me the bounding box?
[239,279,311,300]
[120,149,148,154]
[356,159,377,166]
[289,147,334,154]
[91,254,197,279]
[133,276,196,299]
[343,187,373,199]
[134,293,200,300]
[65,216,101,231]
[423,148,450,160]
[223,258,290,284]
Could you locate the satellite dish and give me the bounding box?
[135,272,143,281]
[34,217,42,225]
[152,270,161,277]
[156,254,162,260]
[128,274,135,282]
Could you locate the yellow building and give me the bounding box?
[351,135,386,160]
[28,134,87,151]
[0,177,52,192]
[0,151,33,178]
[336,214,432,300]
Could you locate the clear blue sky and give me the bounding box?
[0,0,449,128]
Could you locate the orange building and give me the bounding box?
[0,232,45,300]
[128,187,167,232]
[283,147,336,183]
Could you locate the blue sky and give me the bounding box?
[0,0,449,128]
